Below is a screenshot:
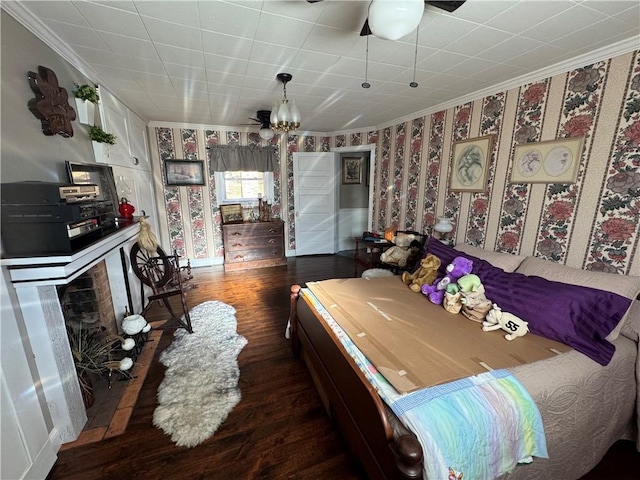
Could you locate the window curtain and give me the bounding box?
[208,145,278,173]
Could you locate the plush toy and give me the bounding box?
[443,291,463,314]
[421,256,474,304]
[457,274,482,293]
[402,254,441,293]
[380,245,413,267]
[392,232,417,247]
[456,273,492,322]
[482,303,529,340]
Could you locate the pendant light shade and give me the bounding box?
[259,126,274,140]
[369,0,425,41]
[269,73,301,136]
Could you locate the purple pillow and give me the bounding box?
[426,238,631,365]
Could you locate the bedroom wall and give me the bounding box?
[148,49,639,276]
[368,49,639,276]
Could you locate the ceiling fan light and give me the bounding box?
[259,126,274,140]
[369,0,424,41]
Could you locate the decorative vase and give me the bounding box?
[74,97,95,125]
[118,197,135,219]
[122,314,147,335]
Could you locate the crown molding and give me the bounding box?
[3,2,101,84]
[2,2,142,119]
[375,35,640,131]
[147,120,333,138]
[5,1,637,136]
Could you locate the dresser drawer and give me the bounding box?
[225,246,284,264]
[224,234,282,251]
[224,222,283,238]
[222,220,286,271]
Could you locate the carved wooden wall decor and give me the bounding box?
[27,65,76,137]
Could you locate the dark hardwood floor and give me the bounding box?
[46,254,638,480]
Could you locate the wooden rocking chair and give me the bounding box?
[129,243,194,333]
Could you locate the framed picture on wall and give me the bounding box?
[511,137,584,183]
[342,157,362,184]
[449,135,493,192]
[164,159,206,186]
[220,203,244,224]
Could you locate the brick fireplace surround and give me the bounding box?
[1,222,141,445]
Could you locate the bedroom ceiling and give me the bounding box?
[6,0,640,133]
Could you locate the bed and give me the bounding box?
[288,240,640,480]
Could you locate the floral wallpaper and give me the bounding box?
[148,49,639,275]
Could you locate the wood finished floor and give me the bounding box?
[46,254,639,480]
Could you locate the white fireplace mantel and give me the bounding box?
[1,221,141,444]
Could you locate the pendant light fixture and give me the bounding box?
[269,73,301,136]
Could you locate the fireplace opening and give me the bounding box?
[58,260,117,336]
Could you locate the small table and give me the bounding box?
[353,237,394,277]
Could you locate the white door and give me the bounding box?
[293,152,337,255]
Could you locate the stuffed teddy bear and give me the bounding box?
[482,304,529,340]
[401,253,441,293]
[421,256,473,304]
[380,245,413,267]
[392,232,417,247]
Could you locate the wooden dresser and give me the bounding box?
[222,220,286,271]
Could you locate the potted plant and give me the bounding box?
[89,125,117,145]
[66,325,135,408]
[89,125,116,162]
[73,83,99,124]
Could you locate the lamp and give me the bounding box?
[259,125,274,140]
[368,0,425,41]
[433,216,453,244]
[270,73,301,136]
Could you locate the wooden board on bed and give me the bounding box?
[307,276,572,394]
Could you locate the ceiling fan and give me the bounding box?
[240,110,271,128]
[239,110,275,140]
[307,0,466,39]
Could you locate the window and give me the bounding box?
[215,171,273,206]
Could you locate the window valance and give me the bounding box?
[208,145,278,172]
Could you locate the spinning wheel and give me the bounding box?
[129,242,193,333]
[130,243,173,288]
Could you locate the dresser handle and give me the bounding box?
[232,243,242,247]
[234,255,244,260]
[232,232,242,236]
[268,239,275,244]
[269,229,276,234]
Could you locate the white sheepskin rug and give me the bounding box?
[153,301,247,447]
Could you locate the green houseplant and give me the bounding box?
[66,325,134,407]
[73,83,99,103]
[89,125,117,145]
[73,84,99,125]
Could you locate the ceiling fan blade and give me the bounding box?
[425,1,466,13]
[359,1,466,36]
